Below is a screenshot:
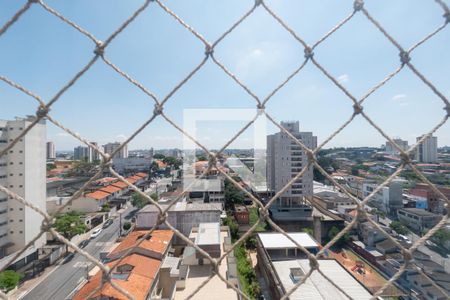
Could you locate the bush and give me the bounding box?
[223,216,239,241]
[123,222,131,231]
[53,211,87,239]
[235,244,260,299]
[0,270,22,292]
[390,221,410,235]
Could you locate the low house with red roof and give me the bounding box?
[73,230,175,300]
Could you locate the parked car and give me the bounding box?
[90,228,102,239]
[62,252,75,264]
[102,219,113,229]
[78,239,89,249]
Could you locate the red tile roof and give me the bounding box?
[112,181,129,189]
[135,172,148,178]
[100,185,122,194]
[125,177,137,184]
[73,254,161,300]
[85,190,110,200]
[110,230,173,257]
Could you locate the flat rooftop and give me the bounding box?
[399,208,440,217]
[174,229,238,300]
[140,201,222,213]
[195,223,220,246]
[258,232,318,249]
[272,259,372,299]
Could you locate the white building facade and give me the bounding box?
[415,135,438,163]
[266,121,316,208]
[0,117,47,266]
[46,141,55,160]
[385,138,408,155]
[103,142,128,159]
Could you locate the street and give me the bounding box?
[19,206,134,300]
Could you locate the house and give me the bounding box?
[397,208,441,233]
[173,223,238,299]
[234,205,249,224]
[73,230,174,300]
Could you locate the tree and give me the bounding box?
[351,166,359,176]
[328,226,350,245]
[131,192,150,209]
[223,216,239,240]
[46,163,56,172]
[162,156,182,169]
[101,204,110,212]
[433,228,450,248]
[0,270,22,292]
[153,154,165,159]
[123,221,131,231]
[302,227,314,236]
[389,221,410,235]
[53,212,87,239]
[224,179,245,210]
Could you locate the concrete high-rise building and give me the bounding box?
[46,141,56,160]
[0,116,47,264]
[385,138,408,155]
[103,142,128,159]
[89,142,100,162]
[267,121,317,218]
[415,135,438,163]
[73,145,89,161]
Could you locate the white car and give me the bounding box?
[90,228,102,239]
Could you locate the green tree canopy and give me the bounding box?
[0,270,22,292]
[389,221,410,235]
[131,192,151,209]
[53,211,87,239]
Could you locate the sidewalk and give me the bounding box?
[12,258,65,300]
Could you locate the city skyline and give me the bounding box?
[1,0,449,150]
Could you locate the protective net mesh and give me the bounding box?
[1,0,450,299]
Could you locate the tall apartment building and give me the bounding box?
[103,142,128,159]
[385,138,408,155]
[415,135,438,163]
[0,117,47,265]
[267,121,316,219]
[89,142,100,162]
[46,141,56,160]
[73,145,89,161]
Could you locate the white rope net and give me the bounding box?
[1,0,450,299]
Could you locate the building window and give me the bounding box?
[19,208,23,211]
[19,173,23,176]
[19,220,22,222]
[19,231,23,234]
[9,231,13,234]
[19,150,23,153]
[9,150,12,153]
[19,162,23,165]
[9,185,13,188]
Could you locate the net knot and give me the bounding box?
[36,105,49,118]
[399,51,411,65]
[353,0,364,11]
[94,42,105,56]
[353,103,363,115]
[444,11,450,24]
[205,44,214,57]
[255,0,262,7]
[153,104,163,115]
[304,47,314,59]
[445,104,450,117]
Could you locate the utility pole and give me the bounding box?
[119,212,122,237]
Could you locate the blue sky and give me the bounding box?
[1,0,449,151]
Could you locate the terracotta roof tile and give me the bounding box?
[135,172,148,178]
[85,190,110,200]
[110,230,173,256]
[100,185,122,194]
[73,254,161,300]
[112,181,129,189]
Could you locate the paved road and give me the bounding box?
[21,206,134,300]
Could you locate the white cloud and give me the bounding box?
[337,74,349,84]
[392,94,406,101]
[115,134,127,142]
